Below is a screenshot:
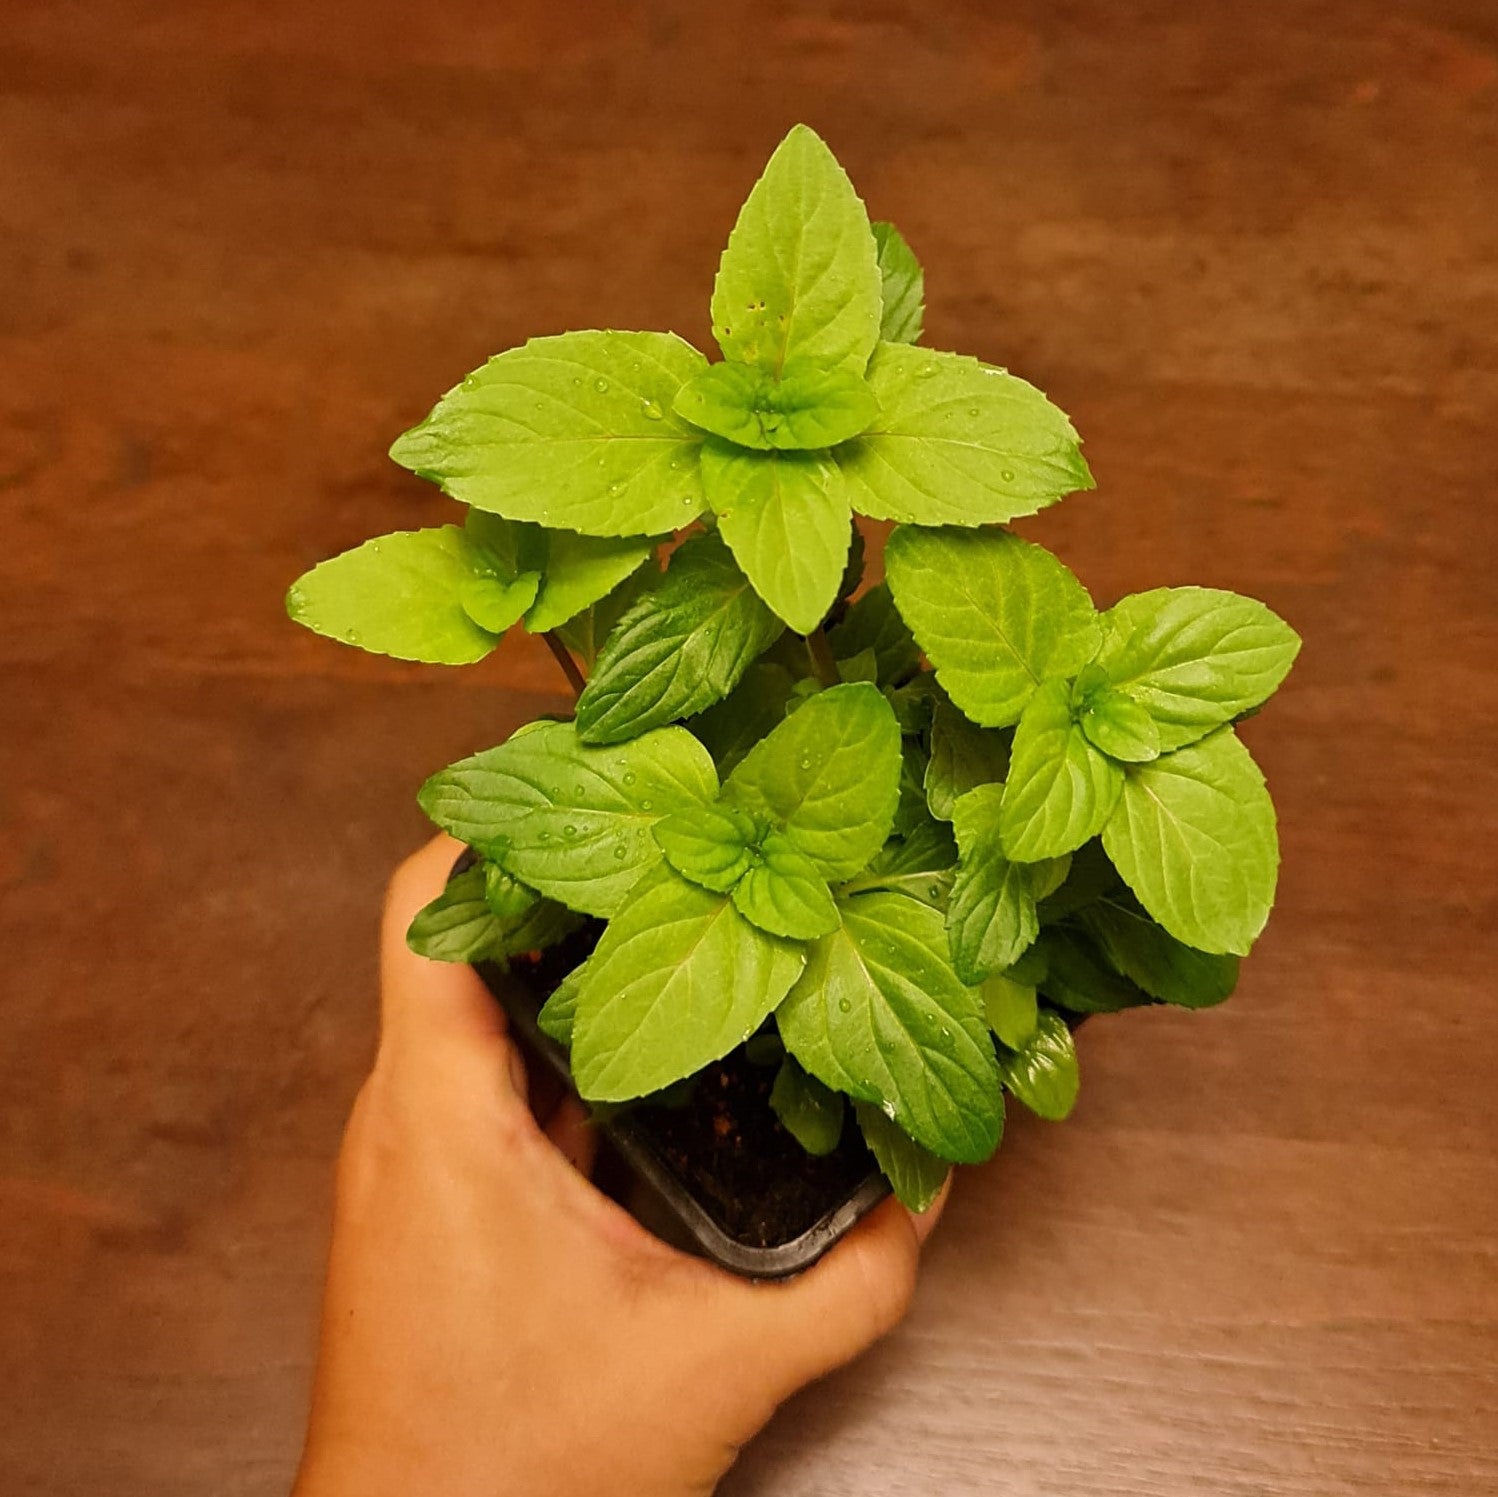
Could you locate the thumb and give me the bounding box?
[746,1176,952,1392]
[379,834,516,1067]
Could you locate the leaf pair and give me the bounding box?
[417,719,720,919]
[567,682,902,1099]
[653,680,902,939]
[383,126,1091,637]
[653,804,838,941]
[888,524,1299,954]
[720,718,1004,1175]
[405,861,581,965]
[285,511,654,666]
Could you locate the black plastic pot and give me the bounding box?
[473,949,889,1279]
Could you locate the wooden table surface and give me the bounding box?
[3,2,1495,1492]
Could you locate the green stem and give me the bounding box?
[543,631,587,700]
[805,627,840,688]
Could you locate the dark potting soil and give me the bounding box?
[511,930,879,1251]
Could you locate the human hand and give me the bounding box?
[292,834,949,1497]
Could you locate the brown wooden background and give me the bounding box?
[3,2,1496,1492]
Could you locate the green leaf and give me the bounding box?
[828,582,921,686]
[1080,686,1161,763]
[770,1057,845,1156]
[862,817,959,881]
[884,526,1100,727]
[1004,942,1049,988]
[675,362,879,451]
[711,124,881,378]
[407,865,578,966]
[1100,727,1279,955]
[652,802,761,893]
[1035,838,1123,921]
[701,443,851,634]
[464,510,548,579]
[686,661,796,777]
[1096,587,1301,752]
[744,1031,786,1068]
[524,531,655,634]
[833,523,866,602]
[405,866,503,962]
[460,572,541,634]
[537,963,586,1047]
[287,526,515,665]
[552,557,658,669]
[834,344,1092,525]
[884,675,938,735]
[854,1103,954,1212]
[574,532,784,744]
[848,817,957,908]
[492,897,584,963]
[1028,852,1073,901]
[388,330,709,537]
[776,891,1002,1162]
[892,739,931,837]
[731,832,839,939]
[980,971,1039,1049]
[871,221,924,344]
[925,695,1012,821]
[1000,680,1124,861]
[947,784,1041,983]
[1035,927,1151,1014]
[418,720,718,918]
[724,682,901,882]
[484,861,540,918]
[1079,896,1240,1009]
[997,1010,1079,1121]
[837,647,880,684]
[570,865,805,1101]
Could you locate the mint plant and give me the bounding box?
[288,126,1299,1213]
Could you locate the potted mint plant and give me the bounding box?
[287,126,1299,1276]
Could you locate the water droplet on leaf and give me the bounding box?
[594,377,609,393]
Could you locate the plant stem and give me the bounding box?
[543,631,587,700]
[805,627,840,688]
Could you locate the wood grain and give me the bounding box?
[2,2,1495,1492]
